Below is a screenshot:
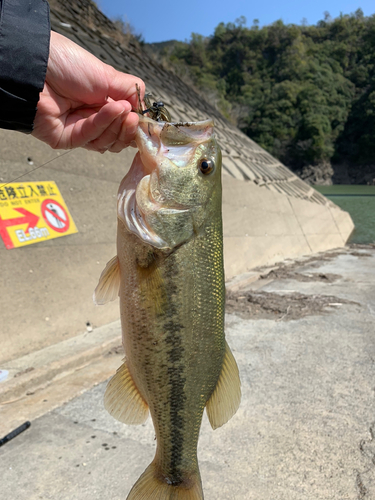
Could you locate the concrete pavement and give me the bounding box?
[1,246,375,499]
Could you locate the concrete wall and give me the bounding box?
[222,177,354,279]
[0,130,130,363]
[0,130,353,364]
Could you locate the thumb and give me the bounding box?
[107,71,145,110]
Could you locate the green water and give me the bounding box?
[314,185,375,244]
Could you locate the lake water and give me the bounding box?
[314,185,375,244]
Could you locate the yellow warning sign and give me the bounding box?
[0,181,78,249]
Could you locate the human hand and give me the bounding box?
[32,31,145,152]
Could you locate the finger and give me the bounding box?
[106,112,140,153]
[107,140,132,153]
[84,113,125,152]
[66,101,131,148]
[118,112,139,144]
[86,111,140,153]
[105,133,137,153]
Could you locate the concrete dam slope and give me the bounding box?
[0,0,354,363]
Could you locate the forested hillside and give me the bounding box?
[154,11,375,184]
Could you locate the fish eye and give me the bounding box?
[199,158,214,175]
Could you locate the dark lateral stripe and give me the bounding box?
[163,255,186,482]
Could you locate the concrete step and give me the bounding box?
[0,321,123,435]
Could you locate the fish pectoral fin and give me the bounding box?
[206,341,241,430]
[104,360,149,425]
[93,256,121,305]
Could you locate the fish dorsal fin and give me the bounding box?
[104,360,149,425]
[206,341,241,430]
[93,256,120,305]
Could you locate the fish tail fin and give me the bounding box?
[127,461,203,500]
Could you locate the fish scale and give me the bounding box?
[94,116,241,499]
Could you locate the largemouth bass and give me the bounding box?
[94,115,241,500]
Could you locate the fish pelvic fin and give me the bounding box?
[104,361,149,425]
[127,461,203,500]
[93,256,120,305]
[206,341,241,430]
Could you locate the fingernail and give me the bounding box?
[115,105,130,119]
[121,102,131,114]
[128,122,138,135]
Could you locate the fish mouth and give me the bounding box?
[136,116,215,171]
[118,117,215,249]
[138,116,215,143]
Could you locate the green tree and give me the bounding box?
[165,12,375,170]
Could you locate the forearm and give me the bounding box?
[0,0,50,133]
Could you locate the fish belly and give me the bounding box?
[118,219,225,484]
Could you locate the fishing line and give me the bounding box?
[0,150,72,189]
[0,88,160,190]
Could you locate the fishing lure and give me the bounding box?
[135,83,172,123]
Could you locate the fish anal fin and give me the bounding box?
[206,341,241,430]
[104,361,149,425]
[127,461,203,500]
[93,256,120,305]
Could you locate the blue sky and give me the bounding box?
[98,0,375,43]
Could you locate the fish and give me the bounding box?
[94,115,241,500]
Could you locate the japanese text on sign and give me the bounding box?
[0,181,78,249]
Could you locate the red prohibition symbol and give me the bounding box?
[41,199,70,233]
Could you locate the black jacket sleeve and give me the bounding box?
[0,0,50,133]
